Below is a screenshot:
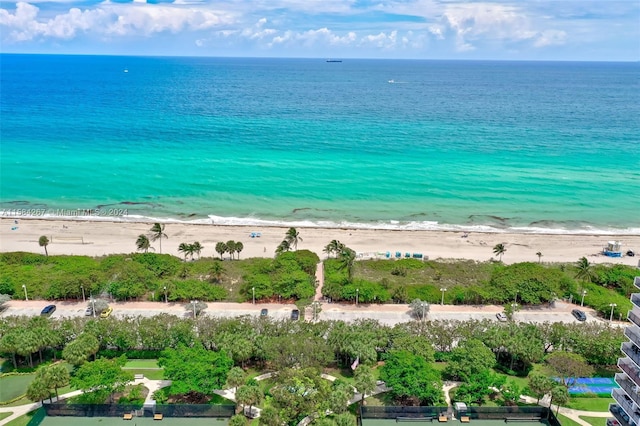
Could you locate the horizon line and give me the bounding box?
[1,52,639,64]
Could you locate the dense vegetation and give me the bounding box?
[0,250,319,303]
[1,249,635,319]
[0,315,624,375]
[0,312,624,424]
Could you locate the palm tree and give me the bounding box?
[338,246,356,280]
[210,261,225,283]
[192,242,203,259]
[149,223,167,254]
[235,241,244,259]
[285,227,302,250]
[536,251,543,263]
[226,240,236,260]
[275,240,290,254]
[39,236,49,256]
[215,242,228,260]
[493,243,506,261]
[44,363,70,401]
[323,240,343,258]
[575,257,593,282]
[178,243,192,260]
[136,235,152,253]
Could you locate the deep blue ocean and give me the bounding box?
[1,55,639,233]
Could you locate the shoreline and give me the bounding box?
[1,211,639,235]
[1,218,639,266]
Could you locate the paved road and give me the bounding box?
[1,300,622,326]
[0,300,299,321]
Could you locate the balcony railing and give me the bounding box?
[630,311,640,328]
[626,327,640,347]
[611,404,632,426]
[622,343,640,370]
[631,294,640,311]
[616,374,640,407]
[619,360,640,388]
[635,277,640,291]
[613,388,640,424]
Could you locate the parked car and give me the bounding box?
[40,305,56,316]
[496,312,508,322]
[85,306,94,316]
[100,306,113,318]
[291,309,300,321]
[260,308,268,317]
[572,309,587,321]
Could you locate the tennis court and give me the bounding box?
[565,377,618,395]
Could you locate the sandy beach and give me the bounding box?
[1,218,639,266]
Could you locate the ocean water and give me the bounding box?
[1,54,639,233]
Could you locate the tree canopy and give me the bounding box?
[158,344,233,395]
[380,350,444,406]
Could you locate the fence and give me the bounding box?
[43,403,143,417]
[155,404,235,418]
[362,406,554,422]
[43,402,235,418]
[361,406,449,419]
[464,406,550,420]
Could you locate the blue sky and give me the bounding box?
[1,0,638,60]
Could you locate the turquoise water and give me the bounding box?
[1,55,639,233]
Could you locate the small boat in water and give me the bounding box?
[326,59,342,63]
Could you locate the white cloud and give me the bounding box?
[0,1,235,42]
[0,0,636,59]
[533,29,566,47]
[438,2,570,52]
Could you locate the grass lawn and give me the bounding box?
[323,367,355,384]
[433,362,448,372]
[564,397,615,412]
[580,416,607,426]
[0,374,35,402]
[123,359,160,369]
[5,407,44,426]
[557,414,581,426]
[123,368,165,380]
[0,412,13,421]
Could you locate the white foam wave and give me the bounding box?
[3,211,639,235]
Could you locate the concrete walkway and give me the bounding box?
[520,394,611,426]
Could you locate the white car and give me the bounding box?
[496,312,508,322]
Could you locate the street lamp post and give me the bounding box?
[21,284,28,301]
[511,303,518,320]
[81,285,86,302]
[191,300,198,318]
[609,303,617,321]
[164,286,168,303]
[252,287,255,305]
[581,290,587,307]
[356,289,359,306]
[440,288,447,305]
